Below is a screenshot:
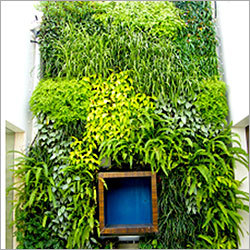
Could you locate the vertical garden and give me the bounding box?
[10,1,249,249]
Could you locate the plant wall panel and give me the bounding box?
[9,1,249,249]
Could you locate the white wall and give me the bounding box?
[216,1,249,126]
[1,1,41,144]
[216,1,249,249]
[1,2,41,249]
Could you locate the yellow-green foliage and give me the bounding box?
[85,71,155,146]
[69,71,157,170]
[195,78,228,126]
[30,78,92,126]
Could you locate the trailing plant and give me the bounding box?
[10,142,66,249]
[10,118,97,249]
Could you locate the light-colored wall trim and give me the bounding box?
[5,122,25,249]
[233,116,249,128]
[5,121,24,133]
[12,132,25,249]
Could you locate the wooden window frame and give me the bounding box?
[98,171,158,235]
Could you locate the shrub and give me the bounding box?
[30,78,92,127]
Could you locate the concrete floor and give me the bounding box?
[118,243,139,249]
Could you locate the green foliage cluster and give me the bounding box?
[93,1,184,39]
[38,1,197,96]
[10,120,88,249]
[30,78,92,127]
[195,78,228,127]
[10,1,249,249]
[174,1,219,79]
[11,139,66,249]
[15,210,64,249]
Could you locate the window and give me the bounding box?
[98,171,158,234]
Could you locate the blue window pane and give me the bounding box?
[104,177,152,226]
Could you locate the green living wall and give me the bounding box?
[10,1,249,249]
